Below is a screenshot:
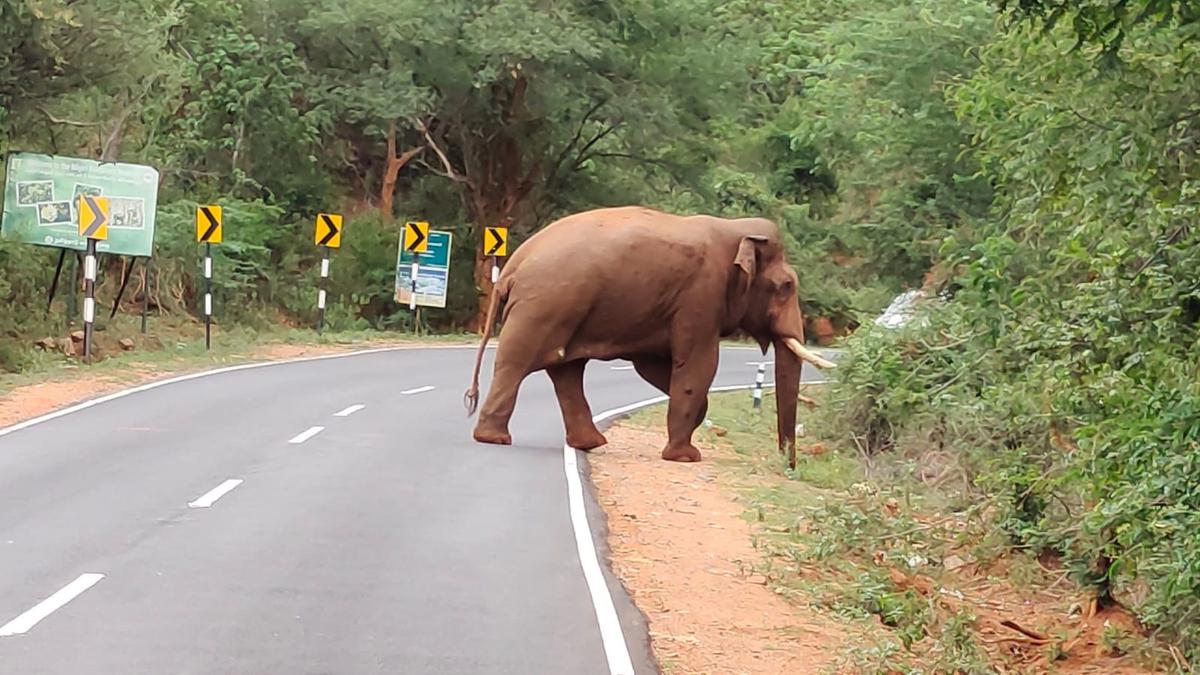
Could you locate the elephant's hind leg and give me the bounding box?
[472,339,527,446]
[473,303,575,446]
[547,360,606,451]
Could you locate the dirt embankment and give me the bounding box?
[590,419,1169,675]
[590,425,846,674]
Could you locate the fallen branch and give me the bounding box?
[999,619,1050,642]
[762,390,819,408]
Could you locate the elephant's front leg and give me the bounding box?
[662,345,718,462]
[547,360,607,451]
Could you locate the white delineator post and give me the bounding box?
[409,261,418,311]
[752,362,766,411]
[203,243,213,349]
[82,242,97,363]
[316,248,330,334]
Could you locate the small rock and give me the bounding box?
[711,425,728,437]
[804,442,828,456]
[882,497,900,517]
[57,337,76,356]
[70,330,85,343]
[943,554,968,571]
[118,338,135,351]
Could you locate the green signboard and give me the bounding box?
[395,229,452,308]
[1,152,160,257]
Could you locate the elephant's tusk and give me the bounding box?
[783,337,837,369]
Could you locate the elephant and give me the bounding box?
[463,205,835,462]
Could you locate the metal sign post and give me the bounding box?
[77,195,110,364]
[196,205,223,349]
[403,221,430,317]
[313,213,342,334]
[318,247,331,335]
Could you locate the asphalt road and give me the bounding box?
[0,344,829,674]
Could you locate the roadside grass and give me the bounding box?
[623,389,1176,674]
[0,312,475,397]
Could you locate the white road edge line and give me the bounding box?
[188,479,244,508]
[0,573,105,637]
[565,382,768,675]
[0,344,493,440]
[333,404,366,417]
[289,426,325,444]
[400,385,435,395]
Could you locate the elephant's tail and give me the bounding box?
[464,281,504,417]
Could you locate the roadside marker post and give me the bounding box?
[403,221,430,312]
[77,195,110,364]
[752,362,766,410]
[196,205,223,349]
[314,213,343,334]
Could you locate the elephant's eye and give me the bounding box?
[779,279,794,294]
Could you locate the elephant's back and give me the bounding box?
[501,206,715,321]
[507,206,709,271]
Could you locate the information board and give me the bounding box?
[1,152,160,257]
[395,229,452,309]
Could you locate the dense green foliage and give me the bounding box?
[820,0,1200,661]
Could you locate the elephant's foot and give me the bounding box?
[566,426,608,452]
[472,421,512,446]
[661,442,702,462]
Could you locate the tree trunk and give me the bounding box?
[380,120,426,218]
[471,240,493,334]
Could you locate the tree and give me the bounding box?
[288,0,748,328]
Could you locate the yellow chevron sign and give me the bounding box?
[196,205,223,243]
[77,195,110,240]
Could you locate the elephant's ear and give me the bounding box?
[724,235,766,329]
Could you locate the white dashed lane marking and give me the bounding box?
[0,573,105,637]
[333,404,365,417]
[400,386,435,395]
[288,426,325,444]
[188,479,243,508]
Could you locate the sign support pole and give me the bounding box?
[204,243,213,349]
[317,246,330,334]
[83,238,97,364]
[110,256,133,320]
[409,261,419,312]
[141,257,152,334]
[47,248,67,316]
[66,254,80,332]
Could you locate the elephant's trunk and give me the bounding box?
[773,339,802,469]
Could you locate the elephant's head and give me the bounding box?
[723,224,835,457]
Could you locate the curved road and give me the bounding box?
[0,344,826,674]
